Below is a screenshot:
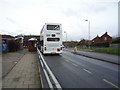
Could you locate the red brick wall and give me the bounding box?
[100,33,112,43]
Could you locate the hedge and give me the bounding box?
[91,42,109,47]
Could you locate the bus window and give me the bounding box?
[47,38,60,41]
[47,25,60,30]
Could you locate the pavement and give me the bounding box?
[66,48,120,65]
[2,49,41,88]
[2,49,27,77]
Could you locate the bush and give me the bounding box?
[112,38,120,44]
[91,42,109,47]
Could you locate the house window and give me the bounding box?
[104,37,107,41]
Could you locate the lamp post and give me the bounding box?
[85,19,90,49]
[64,31,67,42]
[64,31,67,48]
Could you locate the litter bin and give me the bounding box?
[28,38,37,51]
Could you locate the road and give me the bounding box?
[42,50,119,88]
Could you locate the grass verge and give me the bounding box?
[78,47,120,55]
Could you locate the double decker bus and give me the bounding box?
[40,23,63,54]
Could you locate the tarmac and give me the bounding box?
[2,49,41,88]
[66,48,120,65]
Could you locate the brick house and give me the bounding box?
[100,32,112,42]
[92,32,112,43]
[92,35,100,43]
[78,32,112,47]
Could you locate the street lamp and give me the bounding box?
[85,19,90,49]
[64,31,67,48]
[64,31,67,42]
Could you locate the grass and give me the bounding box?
[77,47,120,55]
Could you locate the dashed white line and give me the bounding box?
[72,63,78,67]
[103,79,120,89]
[65,60,69,62]
[64,59,78,67]
[83,69,92,74]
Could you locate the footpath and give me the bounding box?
[2,49,41,88]
[66,48,120,65]
[2,49,27,77]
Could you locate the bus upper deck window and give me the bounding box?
[47,25,60,30]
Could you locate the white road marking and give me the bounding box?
[64,58,78,67]
[72,63,78,67]
[83,69,92,74]
[103,79,120,89]
[65,60,69,62]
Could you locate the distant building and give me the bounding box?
[92,35,100,43]
[63,41,78,47]
[2,34,23,52]
[100,32,112,42]
[21,35,40,47]
[23,35,40,41]
[15,37,24,50]
[2,35,15,39]
[78,32,112,47]
[92,32,112,43]
[78,39,90,47]
[1,35,14,52]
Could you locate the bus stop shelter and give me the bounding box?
[28,38,37,51]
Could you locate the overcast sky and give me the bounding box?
[0,0,119,41]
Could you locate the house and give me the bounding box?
[78,32,112,47]
[92,35,100,43]
[100,32,112,42]
[92,32,112,43]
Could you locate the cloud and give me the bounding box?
[0,0,118,40]
[6,17,15,23]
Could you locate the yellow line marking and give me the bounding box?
[103,79,120,89]
[83,69,92,74]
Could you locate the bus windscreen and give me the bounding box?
[47,38,60,41]
[47,25,60,30]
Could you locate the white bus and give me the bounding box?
[40,23,63,54]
